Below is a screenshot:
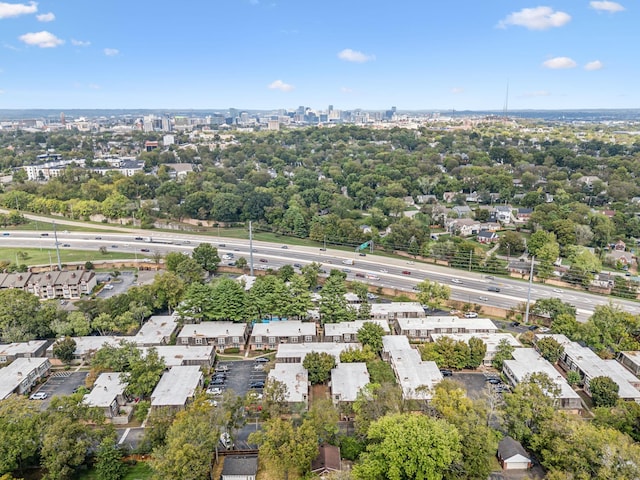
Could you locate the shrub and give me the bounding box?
[224,347,240,354]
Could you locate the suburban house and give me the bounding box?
[311,444,342,476]
[541,334,640,402]
[221,455,258,480]
[497,437,532,470]
[267,363,309,408]
[394,317,498,341]
[82,372,128,419]
[140,345,216,368]
[477,230,499,244]
[150,365,203,411]
[382,335,443,401]
[502,348,582,410]
[446,218,480,236]
[429,333,522,366]
[606,249,634,267]
[133,315,178,346]
[323,320,390,343]
[21,270,97,300]
[516,208,533,222]
[370,302,425,322]
[330,362,370,404]
[452,205,472,218]
[249,321,318,350]
[177,322,248,351]
[492,206,513,224]
[0,340,49,363]
[275,342,357,364]
[0,357,51,400]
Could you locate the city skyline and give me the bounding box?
[0,0,636,110]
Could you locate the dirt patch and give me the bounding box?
[310,384,330,405]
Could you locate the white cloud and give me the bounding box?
[590,1,625,12]
[36,12,55,22]
[542,56,577,69]
[268,79,294,92]
[0,89,4,94]
[88,83,100,90]
[338,48,375,63]
[340,86,353,94]
[71,39,90,47]
[450,87,464,94]
[0,1,37,19]
[522,90,551,97]
[584,60,604,71]
[18,31,64,48]
[498,6,571,30]
[103,48,119,56]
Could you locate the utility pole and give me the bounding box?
[524,255,535,324]
[52,221,62,271]
[249,221,254,277]
[468,249,473,272]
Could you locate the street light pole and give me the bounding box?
[524,255,535,324]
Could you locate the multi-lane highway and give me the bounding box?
[2,229,637,321]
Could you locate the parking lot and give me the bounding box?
[453,372,510,399]
[96,271,137,298]
[211,359,268,399]
[31,371,88,408]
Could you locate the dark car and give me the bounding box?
[255,357,270,363]
[359,253,367,257]
[487,378,502,385]
[528,325,539,331]
[355,273,365,278]
[281,245,288,249]
[510,321,521,327]
[140,248,150,252]
[41,233,49,236]
[135,237,144,240]
[249,381,265,389]
[218,244,226,247]
[210,378,225,386]
[293,263,302,268]
[440,369,453,377]
[402,270,411,275]
[259,258,268,263]
[62,243,71,247]
[94,236,102,240]
[319,248,327,251]
[487,286,501,292]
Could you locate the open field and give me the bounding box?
[0,247,137,266]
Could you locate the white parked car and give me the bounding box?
[30,392,48,400]
[103,284,114,290]
[464,312,478,318]
[220,432,234,450]
[206,387,224,396]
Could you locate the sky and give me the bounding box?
[0,0,636,110]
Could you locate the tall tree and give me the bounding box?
[0,396,41,475]
[192,243,220,274]
[353,413,461,480]
[320,273,354,324]
[303,351,336,384]
[357,321,386,354]
[589,376,620,407]
[416,279,450,311]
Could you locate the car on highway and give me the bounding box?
[485,275,494,280]
[319,248,327,251]
[135,237,144,240]
[30,392,48,400]
[293,263,302,268]
[552,288,562,293]
[451,278,462,284]
[366,274,380,280]
[41,233,49,236]
[94,236,102,240]
[401,270,411,275]
[2,232,9,236]
[140,248,150,252]
[487,286,500,292]
[355,273,365,278]
[342,268,351,273]
[380,268,388,273]
[218,243,226,247]
[281,245,288,249]
[359,253,367,256]
[259,258,268,263]
[62,243,71,247]
[111,245,118,248]
[464,312,478,318]
[478,296,488,301]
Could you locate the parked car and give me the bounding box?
[210,378,225,386]
[528,325,539,331]
[464,312,478,318]
[220,432,234,450]
[486,377,502,385]
[206,387,224,396]
[249,381,265,389]
[30,392,48,400]
[254,357,270,363]
[103,284,114,290]
[440,369,453,377]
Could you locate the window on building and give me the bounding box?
[269,337,276,345]
[254,336,262,344]
[304,335,312,343]
[195,338,203,345]
[344,334,351,341]
[291,336,298,343]
[218,337,226,345]
[181,338,189,344]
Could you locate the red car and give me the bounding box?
[402,270,411,275]
[259,258,268,263]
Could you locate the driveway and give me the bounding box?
[453,372,496,400]
[33,371,88,409]
[97,271,136,298]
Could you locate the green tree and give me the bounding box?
[536,337,564,364]
[235,256,248,271]
[340,345,377,363]
[174,256,205,284]
[527,230,556,257]
[151,272,185,313]
[278,264,295,282]
[192,243,220,274]
[249,417,319,480]
[304,398,340,445]
[303,351,336,384]
[498,231,526,256]
[351,281,372,320]
[95,438,126,480]
[467,337,487,369]
[491,338,515,371]
[320,273,354,324]
[0,289,46,342]
[578,303,640,354]
[301,262,321,289]
[353,383,405,436]
[532,298,576,321]
[164,252,190,272]
[589,376,620,408]
[283,275,313,320]
[0,396,41,475]
[416,279,451,311]
[552,313,580,338]
[52,337,76,364]
[124,347,166,399]
[566,370,582,387]
[353,413,461,480]
[357,321,386,354]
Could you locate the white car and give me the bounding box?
[220,432,234,450]
[451,278,462,284]
[464,312,478,318]
[552,288,562,294]
[379,269,388,273]
[206,387,224,396]
[478,296,488,302]
[103,284,114,290]
[30,392,48,400]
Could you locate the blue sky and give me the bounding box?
[0,1,636,110]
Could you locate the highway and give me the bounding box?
[2,228,637,322]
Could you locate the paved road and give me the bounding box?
[2,228,637,321]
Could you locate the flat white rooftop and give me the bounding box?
[139,345,215,367]
[505,348,580,401]
[370,302,425,316]
[177,321,247,339]
[382,335,411,352]
[276,342,358,363]
[267,363,308,403]
[134,315,178,344]
[331,363,369,402]
[151,366,202,407]
[46,336,123,357]
[252,321,316,337]
[83,372,127,408]
[0,357,50,400]
[430,333,521,351]
[324,319,390,337]
[396,316,498,332]
[0,340,48,357]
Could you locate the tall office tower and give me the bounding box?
[60,112,66,125]
[161,116,172,132]
[328,105,333,112]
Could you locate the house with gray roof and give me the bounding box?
[150,365,203,411]
[221,455,258,480]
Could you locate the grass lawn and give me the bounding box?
[0,247,138,266]
[76,462,153,480]
[4,219,114,233]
